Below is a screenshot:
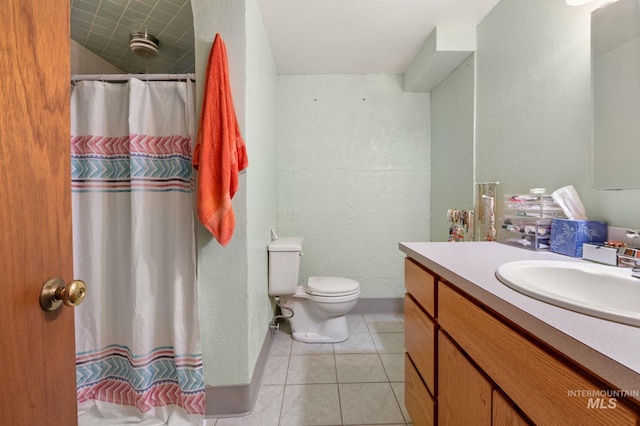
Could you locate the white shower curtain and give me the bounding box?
[71,78,204,425]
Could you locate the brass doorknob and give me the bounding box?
[39,277,87,311]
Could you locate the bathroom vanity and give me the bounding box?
[400,241,640,425]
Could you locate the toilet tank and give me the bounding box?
[267,237,303,296]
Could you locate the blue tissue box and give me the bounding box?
[550,219,608,257]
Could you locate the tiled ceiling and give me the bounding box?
[70,0,195,74]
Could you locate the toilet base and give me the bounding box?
[291,315,349,343]
[279,293,356,343]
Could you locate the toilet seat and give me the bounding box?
[305,276,360,297]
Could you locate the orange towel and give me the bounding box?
[193,33,248,246]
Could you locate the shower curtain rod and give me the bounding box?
[71,73,196,82]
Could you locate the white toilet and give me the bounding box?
[268,236,360,343]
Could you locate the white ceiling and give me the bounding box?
[257,0,502,75]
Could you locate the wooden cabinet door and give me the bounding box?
[438,282,639,425]
[0,1,77,425]
[438,331,492,426]
[493,390,531,426]
[405,354,435,426]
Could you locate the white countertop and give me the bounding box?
[399,241,640,399]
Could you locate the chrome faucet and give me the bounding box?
[621,230,640,278]
[625,229,640,240]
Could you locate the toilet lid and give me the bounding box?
[306,276,360,297]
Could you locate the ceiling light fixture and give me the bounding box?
[129,31,159,58]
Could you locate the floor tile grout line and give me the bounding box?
[277,336,292,426]
[331,339,343,425]
[336,348,344,425]
[278,350,291,425]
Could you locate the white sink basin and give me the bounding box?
[496,260,640,327]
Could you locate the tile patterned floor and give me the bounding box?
[204,314,411,426]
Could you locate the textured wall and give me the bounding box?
[430,53,475,242]
[245,0,279,376]
[475,0,640,228]
[277,74,430,299]
[192,0,278,388]
[192,0,250,386]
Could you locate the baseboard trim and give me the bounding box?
[351,297,405,314]
[204,328,273,418]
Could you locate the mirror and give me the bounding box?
[591,0,640,189]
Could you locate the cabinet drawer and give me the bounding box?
[405,257,436,316]
[438,282,639,426]
[405,294,436,395]
[405,353,435,426]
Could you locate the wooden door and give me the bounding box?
[0,1,77,425]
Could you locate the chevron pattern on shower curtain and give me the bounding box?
[71,134,192,193]
[76,345,204,414]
